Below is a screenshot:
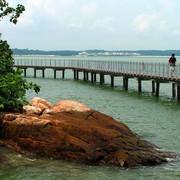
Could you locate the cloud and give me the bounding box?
[65,2,115,33]
[66,2,97,30]
[92,17,115,32]
[172,30,180,35]
[81,2,97,16]
[12,0,76,27]
[158,20,168,31]
[132,13,159,33]
[159,0,174,9]
[3,0,180,50]
[131,0,180,37]
[67,22,83,29]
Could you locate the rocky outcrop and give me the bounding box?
[0,97,177,167]
[23,97,53,115]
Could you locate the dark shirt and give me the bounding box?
[169,57,176,66]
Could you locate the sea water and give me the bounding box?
[0,55,179,180]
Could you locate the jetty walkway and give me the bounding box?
[14,59,180,100]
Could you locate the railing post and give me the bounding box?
[150,63,152,76]
[12,59,180,101]
[162,63,164,77]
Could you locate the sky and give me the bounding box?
[1,0,180,51]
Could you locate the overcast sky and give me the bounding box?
[1,0,180,51]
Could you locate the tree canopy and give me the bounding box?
[0,0,40,112]
[0,0,25,24]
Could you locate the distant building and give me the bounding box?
[78,51,140,56]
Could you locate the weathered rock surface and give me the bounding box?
[0,98,177,167]
[23,97,53,115]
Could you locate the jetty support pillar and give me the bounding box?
[155,81,160,97]
[172,82,176,99]
[91,73,94,83]
[138,78,142,92]
[62,69,65,79]
[94,73,97,82]
[100,74,104,85]
[23,68,27,77]
[83,71,89,81]
[152,80,155,94]
[123,77,129,90]
[54,69,57,79]
[34,68,45,78]
[73,70,77,80]
[111,75,114,87]
[54,69,65,79]
[177,83,180,101]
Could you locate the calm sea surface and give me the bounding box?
[0,55,179,180]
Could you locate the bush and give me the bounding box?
[0,40,40,112]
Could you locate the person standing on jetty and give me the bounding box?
[169,53,176,77]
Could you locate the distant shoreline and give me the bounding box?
[12,48,180,56]
[13,54,172,57]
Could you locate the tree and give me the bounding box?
[0,0,40,112]
[0,0,25,24]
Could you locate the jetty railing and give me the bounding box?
[14,59,180,78]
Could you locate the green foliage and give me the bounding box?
[0,40,40,112]
[0,0,25,24]
[0,1,40,112]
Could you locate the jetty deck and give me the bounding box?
[13,59,180,100]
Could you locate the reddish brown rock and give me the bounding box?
[30,97,53,110]
[23,105,42,115]
[0,98,177,167]
[23,97,53,115]
[50,100,91,113]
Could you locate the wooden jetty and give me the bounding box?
[13,59,180,100]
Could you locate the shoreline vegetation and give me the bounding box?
[12,49,180,56]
